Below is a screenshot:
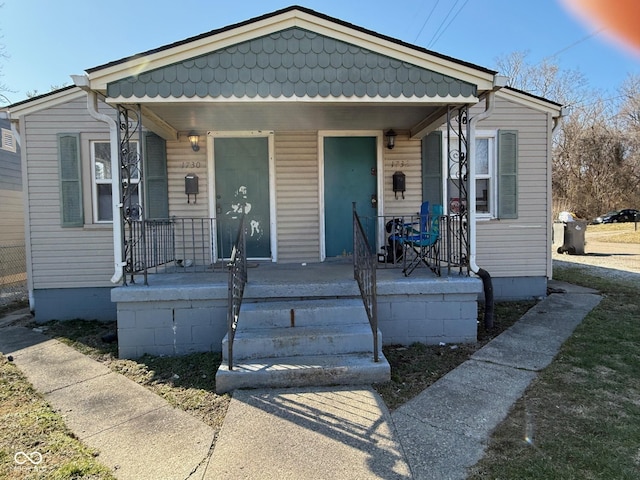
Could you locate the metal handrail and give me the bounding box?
[226,214,247,371]
[352,203,379,363]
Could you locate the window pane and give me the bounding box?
[97,184,113,221]
[476,178,490,213]
[476,138,489,175]
[447,179,467,214]
[94,142,111,180]
[122,142,140,180]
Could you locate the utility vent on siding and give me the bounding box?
[1,128,16,153]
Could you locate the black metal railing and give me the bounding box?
[226,214,247,371]
[126,217,217,279]
[129,219,175,274]
[360,213,470,276]
[172,217,216,273]
[353,204,379,363]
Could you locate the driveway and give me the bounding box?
[552,226,640,284]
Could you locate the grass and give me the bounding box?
[0,357,116,479]
[468,266,640,479]
[587,222,640,244]
[374,300,535,410]
[0,296,534,479]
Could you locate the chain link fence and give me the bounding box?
[0,244,28,308]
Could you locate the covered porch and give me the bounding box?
[78,6,498,389]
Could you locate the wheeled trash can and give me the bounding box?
[555,221,586,255]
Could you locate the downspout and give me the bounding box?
[468,75,507,329]
[71,75,124,284]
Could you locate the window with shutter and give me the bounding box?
[497,130,518,219]
[58,133,84,227]
[442,131,497,217]
[90,140,140,222]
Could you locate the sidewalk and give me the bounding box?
[0,280,601,479]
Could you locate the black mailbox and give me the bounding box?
[393,171,406,199]
[185,174,199,203]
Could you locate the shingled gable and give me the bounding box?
[107,27,477,101]
[85,5,497,99]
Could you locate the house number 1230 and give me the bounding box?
[182,162,201,169]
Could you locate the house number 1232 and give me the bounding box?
[182,161,201,169]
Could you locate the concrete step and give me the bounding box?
[239,298,368,329]
[215,352,390,394]
[222,324,381,362]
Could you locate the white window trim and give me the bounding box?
[90,140,140,224]
[443,129,497,219]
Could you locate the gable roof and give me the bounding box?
[85,5,499,94]
[88,6,496,77]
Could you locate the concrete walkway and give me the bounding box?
[0,280,601,479]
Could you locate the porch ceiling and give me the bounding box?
[135,101,448,137]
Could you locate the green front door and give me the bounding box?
[215,137,270,259]
[324,137,377,257]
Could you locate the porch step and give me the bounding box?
[215,353,390,393]
[239,298,369,329]
[215,297,390,393]
[222,323,380,362]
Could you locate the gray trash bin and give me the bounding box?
[556,221,586,255]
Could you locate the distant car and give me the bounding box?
[593,209,639,224]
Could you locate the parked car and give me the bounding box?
[592,209,639,224]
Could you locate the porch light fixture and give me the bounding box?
[385,129,397,150]
[188,131,200,152]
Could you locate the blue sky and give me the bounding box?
[1,0,638,105]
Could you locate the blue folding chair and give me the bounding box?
[400,203,442,276]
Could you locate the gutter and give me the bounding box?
[71,75,124,284]
[468,75,507,329]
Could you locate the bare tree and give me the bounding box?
[0,3,10,104]
[494,50,590,107]
[495,51,639,219]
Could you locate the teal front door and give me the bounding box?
[324,137,377,257]
[215,137,270,259]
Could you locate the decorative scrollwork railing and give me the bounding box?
[352,203,379,363]
[118,104,145,285]
[226,214,247,371]
[447,105,470,275]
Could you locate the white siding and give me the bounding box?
[24,98,116,289]
[275,132,320,263]
[474,97,551,278]
[167,138,209,219]
[382,133,423,217]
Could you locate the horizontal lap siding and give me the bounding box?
[25,98,116,289]
[475,98,550,277]
[383,134,423,217]
[275,132,319,262]
[166,139,208,219]
[0,189,25,245]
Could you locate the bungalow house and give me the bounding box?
[7,6,561,391]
